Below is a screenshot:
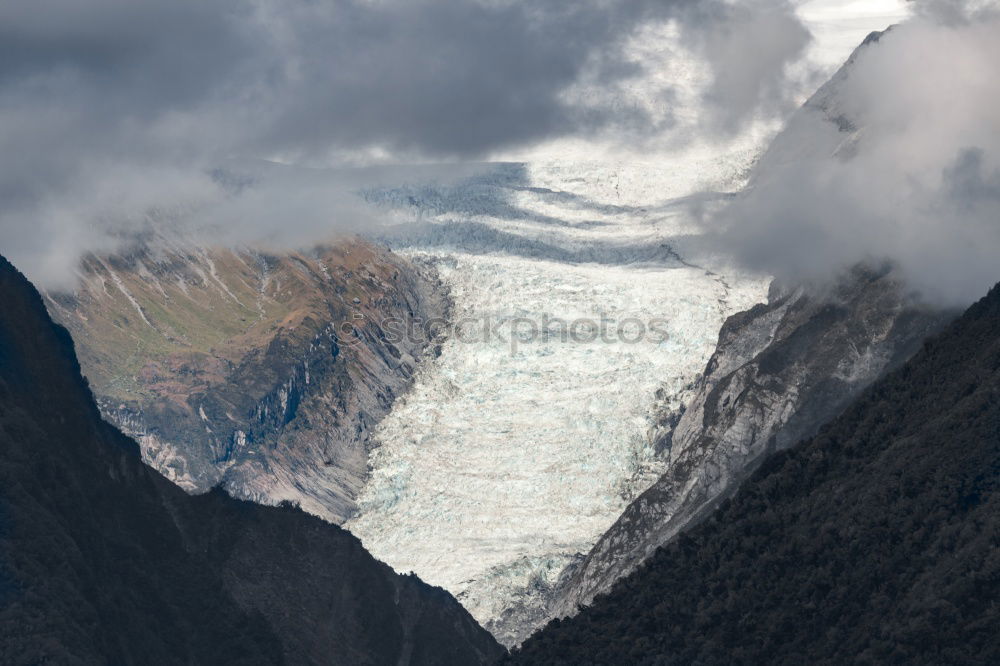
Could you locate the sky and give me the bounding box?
[0,0,997,303]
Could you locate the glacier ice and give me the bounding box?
[345,158,770,633]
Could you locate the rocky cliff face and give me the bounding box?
[43,237,445,523]
[548,265,952,621]
[0,254,502,665]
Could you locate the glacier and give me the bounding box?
[344,0,913,643]
[346,157,770,638]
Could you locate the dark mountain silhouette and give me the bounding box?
[0,254,503,666]
[509,280,1000,665]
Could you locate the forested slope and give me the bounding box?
[511,281,1000,664]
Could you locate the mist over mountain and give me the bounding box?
[715,9,1000,305]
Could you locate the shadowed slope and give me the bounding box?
[510,281,1000,664]
[0,255,502,665]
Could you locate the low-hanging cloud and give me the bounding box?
[0,0,810,287]
[679,0,812,134]
[716,7,1000,306]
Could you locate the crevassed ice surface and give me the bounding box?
[345,1,912,637]
[346,156,771,629]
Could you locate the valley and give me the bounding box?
[38,0,917,648]
[3,0,997,663]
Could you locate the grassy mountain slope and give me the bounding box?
[43,237,444,522]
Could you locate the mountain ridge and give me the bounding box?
[43,236,446,524]
[544,264,951,626]
[0,253,503,665]
[509,277,1000,664]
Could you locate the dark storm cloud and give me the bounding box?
[0,0,808,158]
[251,0,658,157]
[0,0,811,286]
[0,2,257,108]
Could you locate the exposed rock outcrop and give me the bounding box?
[549,265,952,621]
[43,237,445,523]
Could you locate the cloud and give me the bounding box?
[0,0,811,287]
[715,10,1000,306]
[912,0,999,23]
[679,0,812,134]
[0,0,811,160]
